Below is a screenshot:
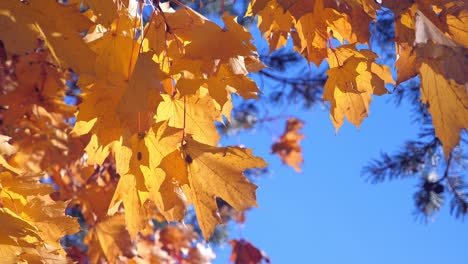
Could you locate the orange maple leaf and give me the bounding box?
[271,118,305,172]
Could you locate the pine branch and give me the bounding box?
[362,138,440,184]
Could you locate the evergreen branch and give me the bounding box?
[362,138,440,184]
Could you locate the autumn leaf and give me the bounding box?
[108,173,146,238]
[22,198,79,249]
[276,0,314,20]
[156,94,222,145]
[412,9,468,157]
[248,0,377,64]
[295,1,356,66]
[419,61,467,158]
[323,45,394,130]
[206,64,261,106]
[85,214,134,264]
[416,44,468,158]
[440,2,468,47]
[229,239,270,264]
[2,0,467,262]
[254,1,293,53]
[0,0,96,74]
[395,42,418,84]
[154,152,189,218]
[181,137,267,240]
[271,118,304,172]
[0,207,41,245]
[88,33,139,80]
[159,225,198,258]
[0,172,79,262]
[0,51,74,126]
[126,224,214,263]
[116,51,165,134]
[130,235,174,263]
[182,13,256,62]
[110,122,183,236]
[72,77,126,164]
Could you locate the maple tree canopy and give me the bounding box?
[0,0,466,263]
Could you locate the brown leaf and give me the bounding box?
[271,118,304,172]
[229,239,270,264]
[159,225,197,257]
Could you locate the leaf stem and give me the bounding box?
[127,0,142,79]
[181,95,187,145]
[327,35,341,67]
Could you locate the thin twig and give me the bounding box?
[258,70,325,87]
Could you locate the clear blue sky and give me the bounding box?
[202,6,467,263]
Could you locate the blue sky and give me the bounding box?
[213,93,466,263]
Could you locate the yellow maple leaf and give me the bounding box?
[412,8,468,157]
[72,174,117,225]
[182,13,256,62]
[0,207,41,244]
[144,12,173,57]
[0,51,75,126]
[324,45,394,130]
[111,122,183,236]
[395,42,418,84]
[85,214,134,264]
[419,61,467,158]
[88,33,139,80]
[0,172,79,262]
[205,64,261,107]
[441,2,468,47]
[248,0,376,64]
[0,207,43,263]
[113,122,181,178]
[0,0,96,74]
[143,167,187,222]
[256,1,293,53]
[22,198,80,250]
[181,137,267,240]
[156,94,222,145]
[73,77,126,164]
[116,52,165,133]
[416,43,468,157]
[74,50,166,165]
[294,0,358,66]
[108,172,145,238]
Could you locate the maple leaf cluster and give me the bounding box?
[247,0,466,170]
[0,0,466,263]
[0,0,267,262]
